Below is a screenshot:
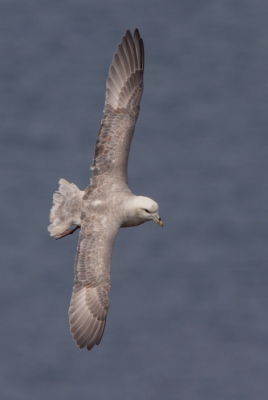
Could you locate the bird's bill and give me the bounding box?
[152,214,164,227]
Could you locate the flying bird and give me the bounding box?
[48,29,163,351]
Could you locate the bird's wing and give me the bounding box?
[87,29,144,189]
[68,212,119,350]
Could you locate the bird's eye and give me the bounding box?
[144,209,149,213]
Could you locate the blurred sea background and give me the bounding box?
[1,1,268,399]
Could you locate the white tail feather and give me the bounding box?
[48,179,84,237]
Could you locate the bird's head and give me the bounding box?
[132,196,163,227]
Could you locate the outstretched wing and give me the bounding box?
[89,29,144,186]
[68,213,119,350]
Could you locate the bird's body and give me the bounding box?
[48,29,162,351]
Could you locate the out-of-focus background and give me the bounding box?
[1,1,268,399]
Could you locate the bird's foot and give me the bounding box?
[55,225,80,240]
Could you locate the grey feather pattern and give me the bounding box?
[49,30,146,351]
[85,29,144,192]
[69,30,144,350]
[48,179,84,236]
[69,213,119,350]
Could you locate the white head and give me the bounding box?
[123,196,163,227]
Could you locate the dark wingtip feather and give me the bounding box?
[96,319,107,346]
[134,28,140,38]
[133,29,144,71]
[140,38,144,71]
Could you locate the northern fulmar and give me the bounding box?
[48,29,163,351]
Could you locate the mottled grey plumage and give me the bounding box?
[48,29,163,351]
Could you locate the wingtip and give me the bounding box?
[124,28,142,42]
[134,28,140,38]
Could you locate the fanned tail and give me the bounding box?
[48,179,84,237]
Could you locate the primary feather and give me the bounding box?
[48,29,162,351]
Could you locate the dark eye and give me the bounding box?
[144,209,149,213]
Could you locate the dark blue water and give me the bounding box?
[1,1,268,399]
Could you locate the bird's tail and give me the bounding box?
[48,179,84,237]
